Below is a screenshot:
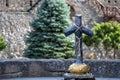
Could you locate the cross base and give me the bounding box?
[64,73,95,80]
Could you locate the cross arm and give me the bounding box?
[81,26,93,36]
[63,25,78,36]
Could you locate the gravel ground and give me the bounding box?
[1,77,120,80]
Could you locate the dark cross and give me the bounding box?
[63,14,93,64]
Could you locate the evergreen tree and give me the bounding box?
[24,0,74,58]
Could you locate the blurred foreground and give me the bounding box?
[1,77,120,80]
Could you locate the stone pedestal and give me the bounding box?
[64,73,95,80]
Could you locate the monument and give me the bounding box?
[63,14,95,80]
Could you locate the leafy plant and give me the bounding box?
[0,34,6,51]
[83,21,120,59]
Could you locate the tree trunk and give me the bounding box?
[96,46,103,59]
[105,48,108,59]
[113,48,116,59]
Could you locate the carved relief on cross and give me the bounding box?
[64,14,93,64]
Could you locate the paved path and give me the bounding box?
[1,77,120,80]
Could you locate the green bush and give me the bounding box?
[0,34,6,51]
[24,0,74,58]
[83,21,120,58]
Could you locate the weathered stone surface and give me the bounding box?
[0,0,41,12]
[85,59,120,78]
[0,0,120,12]
[64,73,94,78]
[0,12,32,58]
[0,59,120,78]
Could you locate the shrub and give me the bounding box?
[83,21,120,58]
[0,34,6,51]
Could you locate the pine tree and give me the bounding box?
[24,0,74,58]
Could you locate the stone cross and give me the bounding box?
[63,14,93,64]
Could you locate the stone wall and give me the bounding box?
[0,12,33,58]
[100,0,120,6]
[67,0,106,27]
[0,0,119,12]
[0,0,39,12]
[0,59,120,78]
